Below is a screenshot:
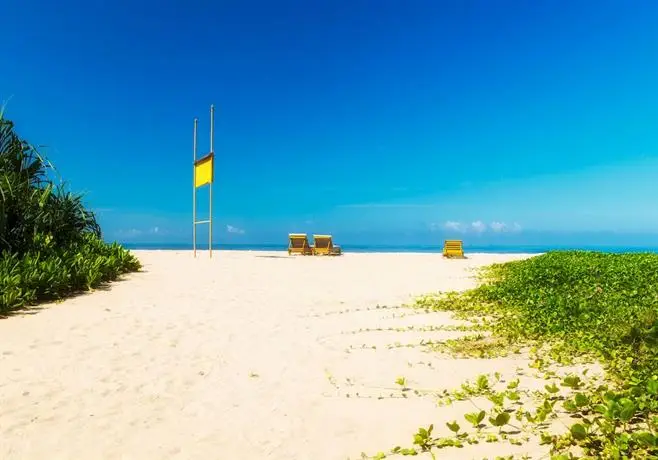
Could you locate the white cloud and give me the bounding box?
[430,221,464,232]
[115,226,166,238]
[490,221,523,233]
[471,221,487,233]
[431,220,522,234]
[226,224,245,235]
[444,221,464,232]
[490,221,507,232]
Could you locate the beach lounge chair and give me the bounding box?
[312,234,342,256]
[443,240,465,258]
[288,233,313,255]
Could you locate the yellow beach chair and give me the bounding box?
[443,240,465,258]
[312,234,342,256]
[288,233,313,255]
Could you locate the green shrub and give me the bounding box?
[0,234,140,314]
[0,109,141,315]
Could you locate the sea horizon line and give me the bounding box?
[116,242,658,254]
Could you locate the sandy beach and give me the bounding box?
[1,250,543,460]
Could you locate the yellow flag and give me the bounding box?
[194,153,214,188]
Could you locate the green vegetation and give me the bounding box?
[369,251,658,459]
[423,251,658,383]
[0,110,140,314]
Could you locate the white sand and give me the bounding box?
[0,250,552,459]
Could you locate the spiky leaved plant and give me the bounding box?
[0,110,100,254]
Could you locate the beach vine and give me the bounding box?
[362,251,658,459]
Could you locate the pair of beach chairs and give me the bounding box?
[288,234,342,256]
[443,239,465,258]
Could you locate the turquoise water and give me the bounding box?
[120,243,658,254]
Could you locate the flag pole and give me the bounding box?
[209,104,214,258]
[193,117,198,258]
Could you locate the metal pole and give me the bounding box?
[209,104,214,258]
[210,104,215,154]
[193,118,198,258]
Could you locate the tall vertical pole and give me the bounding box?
[209,104,214,258]
[193,118,198,258]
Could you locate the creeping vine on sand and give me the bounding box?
[359,252,658,459]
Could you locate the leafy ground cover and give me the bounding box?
[367,251,658,459]
[1,110,140,315]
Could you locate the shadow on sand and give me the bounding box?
[0,272,139,319]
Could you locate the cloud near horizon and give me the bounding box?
[433,220,522,234]
[226,224,245,235]
[115,226,163,238]
[471,220,487,233]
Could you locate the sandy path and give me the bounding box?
[0,251,537,460]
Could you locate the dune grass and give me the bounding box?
[0,110,140,315]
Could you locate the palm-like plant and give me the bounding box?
[0,110,101,254]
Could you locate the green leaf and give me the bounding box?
[618,398,636,422]
[506,378,520,389]
[574,393,589,407]
[648,379,658,395]
[562,375,582,389]
[464,410,485,427]
[488,392,505,406]
[563,400,577,412]
[506,390,521,401]
[544,383,560,394]
[476,374,490,391]
[446,421,460,433]
[489,412,511,427]
[634,431,657,447]
[570,423,587,441]
[593,404,608,415]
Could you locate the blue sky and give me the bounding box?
[3,0,658,246]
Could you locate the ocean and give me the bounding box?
[119,243,658,254]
